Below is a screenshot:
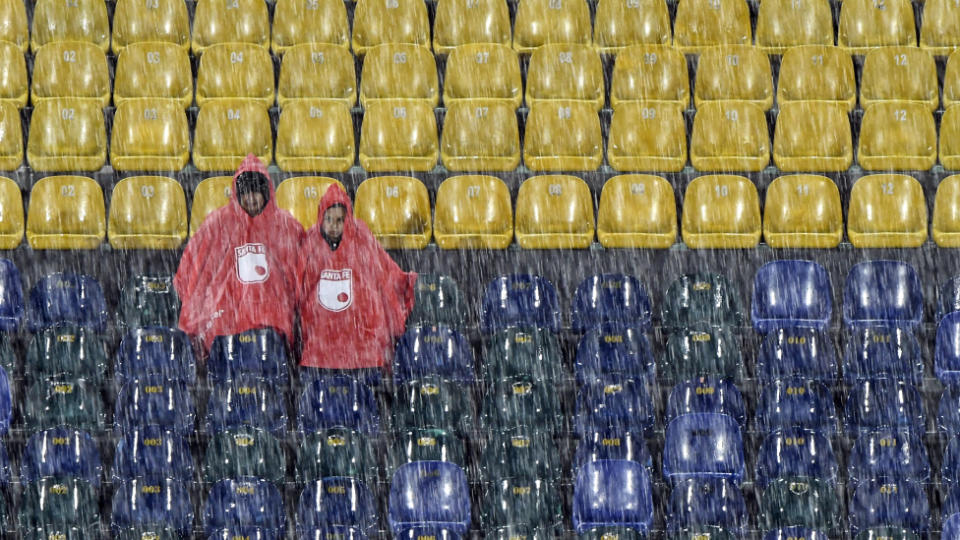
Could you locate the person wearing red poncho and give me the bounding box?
[174,154,304,351]
[297,184,417,371]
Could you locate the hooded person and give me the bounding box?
[174,154,304,351]
[297,184,418,371]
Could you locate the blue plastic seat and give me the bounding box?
[844,380,925,437]
[574,431,653,474]
[570,274,652,332]
[388,461,470,535]
[111,478,193,537]
[26,273,108,332]
[572,459,654,535]
[300,525,370,540]
[945,516,960,540]
[21,428,102,486]
[842,261,922,329]
[481,376,563,434]
[480,274,561,333]
[114,376,196,435]
[665,378,746,427]
[394,325,475,384]
[754,429,838,488]
[763,527,830,540]
[482,477,563,532]
[207,527,283,540]
[752,261,832,333]
[0,258,23,331]
[208,327,290,385]
[112,426,194,482]
[937,311,960,384]
[847,429,929,487]
[940,386,960,434]
[115,326,196,385]
[844,327,923,385]
[0,364,14,435]
[756,329,838,382]
[848,479,929,537]
[666,479,748,536]
[755,379,837,434]
[574,323,656,386]
[943,487,960,535]
[940,276,960,322]
[297,478,378,537]
[202,478,286,538]
[297,376,380,436]
[205,377,288,435]
[663,413,745,485]
[574,376,655,437]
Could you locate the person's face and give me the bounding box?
[240,191,266,217]
[323,206,346,241]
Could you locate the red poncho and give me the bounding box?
[298,185,417,369]
[174,154,304,350]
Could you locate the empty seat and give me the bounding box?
[193,100,272,171]
[394,325,475,384]
[271,0,349,54]
[838,0,916,53]
[111,478,193,537]
[607,103,687,172]
[597,174,677,248]
[26,176,104,250]
[204,378,288,436]
[843,327,922,384]
[858,103,936,171]
[111,426,194,482]
[108,176,187,249]
[189,176,233,235]
[523,101,602,171]
[861,48,938,111]
[665,378,746,427]
[26,99,106,171]
[939,108,960,170]
[0,41,27,107]
[694,45,773,110]
[574,377,655,436]
[276,101,355,173]
[113,42,193,109]
[208,328,289,385]
[847,174,927,248]
[756,0,834,53]
[751,260,833,333]
[759,478,840,532]
[440,100,521,172]
[848,480,928,537]
[946,53,960,108]
[20,427,102,485]
[755,429,839,488]
[110,101,190,172]
[690,102,769,171]
[388,462,470,535]
[482,477,562,532]
[480,274,561,333]
[920,0,960,55]
[296,427,378,483]
[854,527,921,540]
[847,429,929,487]
[572,460,654,534]
[937,312,960,384]
[433,175,513,249]
[776,45,857,110]
[275,177,344,230]
[433,0,511,54]
[663,413,745,484]
[26,323,107,382]
[191,0,270,54]
[609,45,690,109]
[353,176,431,249]
[196,43,275,107]
[662,324,743,382]
[513,0,591,53]
[939,275,960,321]
[681,175,761,248]
[111,0,190,53]
[351,0,429,54]
[515,175,595,249]
[673,0,751,53]
[23,378,105,431]
[298,478,378,537]
[389,428,466,473]
[19,478,99,537]
[773,103,853,172]
[526,44,604,111]
[297,376,380,435]
[941,435,960,487]
[202,427,285,483]
[25,273,107,332]
[667,478,748,535]
[114,376,195,435]
[842,261,923,328]
[482,429,559,483]
[481,376,563,434]
[0,101,22,170]
[594,0,671,53]
[763,175,843,248]
[660,272,743,330]
[0,180,20,250]
[0,362,12,428]
[393,377,475,435]
[202,478,286,538]
[571,274,651,332]
[360,44,438,106]
[408,275,467,328]
[358,100,438,172]
[442,43,522,106]
[0,0,28,52]
[31,0,109,52]
[939,386,960,434]
[484,326,566,385]
[277,43,356,107]
[755,379,837,434]
[574,431,652,476]
[844,380,925,437]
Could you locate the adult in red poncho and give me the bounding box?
[174,154,304,351]
[298,184,417,371]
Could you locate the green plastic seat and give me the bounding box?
[759,477,841,531]
[296,427,379,483]
[482,327,565,384]
[26,323,107,382]
[19,479,99,536]
[202,427,286,484]
[662,323,743,382]
[661,273,744,330]
[389,428,466,473]
[579,527,645,540]
[481,376,563,434]
[23,379,104,431]
[854,527,921,540]
[482,477,563,532]
[0,333,16,378]
[480,429,560,483]
[393,376,476,435]
[114,529,180,540]
[118,274,180,329]
[667,527,739,540]
[488,525,555,540]
[407,273,468,328]
[22,527,95,540]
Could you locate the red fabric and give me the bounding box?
[297,184,417,369]
[174,154,304,350]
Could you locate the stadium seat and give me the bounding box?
[20,427,101,485]
[433,0,511,53]
[388,461,470,535]
[26,323,107,382]
[594,0,671,53]
[694,45,773,110]
[479,274,561,333]
[407,274,467,328]
[665,378,746,427]
[440,100,521,172]
[847,174,927,248]
[0,101,21,170]
[773,104,853,172]
[937,312,960,384]
[23,378,104,431]
[609,45,690,109]
[939,108,960,170]
[673,0,751,53]
[776,46,857,110]
[202,427,285,483]
[275,101,354,173]
[572,460,653,534]
[854,528,920,540]
[112,426,194,482]
[19,478,99,537]
[113,42,193,109]
[275,177,345,230]
[359,44,438,106]
[110,102,190,172]
[482,429,560,482]
[0,366,12,431]
[111,478,193,537]
[297,478,378,537]
[0,0,27,53]
[193,100,272,171]
[861,48,938,112]
[442,43,522,106]
[842,261,923,328]
[663,413,745,484]
[574,430,652,474]
[26,99,106,171]
[940,275,960,321]
[394,325,475,384]
[858,103,936,171]
[574,376,655,437]
[108,176,187,248]
[681,175,761,248]
[191,0,269,53]
[111,0,190,52]
[0,41,27,107]
[947,54,960,110]
[756,0,834,53]
[847,429,929,487]
[512,0,591,52]
[671,528,739,540]
[204,378,288,435]
[526,44,604,111]
[190,176,234,235]
[570,274,652,332]
[666,479,748,535]
[515,175,595,249]
[393,377,475,435]
[114,376,195,435]
[941,435,960,488]
[206,527,282,540]
[662,324,743,382]
[353,175,431,249]
[433,175,513,249]
[755,329,837,381]
[296,427,378,483]
[297,376,380,435]
[755,379,837,434]
[196,43,274,107]
[754,429,839,488]
[759,478,840,531]
[920,0,960,55]
[523,102,602,171]
[484,326,566,385]
[845,380,925,437]
[690,103,770,172]
[31,0,109,52]
[358,100,438,172]
[848,480,928,537]
[203,478,286,538]
[203,329,285,383]
[752,260,832,333]
[763,175,843,248]
[481,376,563,434]
[390,428,466,473]
[938,385,960,434]
[838,0,916,53]
[482,477,562,532]
[607,103,687,172]
[597,174,677,248]
[660,273,742,330]
[277,43,357,107]
[352,0,429,54]
[0,179,21,249]
[25,273,108,332]
[26,176,105,249]
[271,0,349,54]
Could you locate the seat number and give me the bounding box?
[226,0,239,8]
[466,185,481,197]
[630,183,645,195]
[475,52,489,63]
[881,182,895,195]
[894,109,907,121]
[393,106,406,118]
[386,0,399,7]
[306,0,319,8]
[475,106,488,118]
[626,0,640,7]
[141,185,156,199]
[811,54,823,65]
[558,52,573,63]
[143,108,158,120]
[394,52,407,63]
[386,186,400,197]
[303,186,319,198]
[873,0,885,9]
[309,107,323,118]
[708,0,720,9]
[311,52,325,64]
[715,185,729,197]
[725,110,739,122]
[466,0,480,7]
[227,109,241,120]
[145,0,159,7]
[60,185,76,197]
[796,184,809,195]
[726,55,738,66]
[641,108,656,119]
[223,187,232,198]
[60,108,75,120]
[558,107,571,119]
[65,0,78,6]
[643,53,657,65]
[894,54,908,66]
[230,51,244,64]
[548,184,562,196]
[146,51,161,63]
[63,50,77,63]
[548,0,562,8]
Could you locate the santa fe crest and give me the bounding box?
[317,269,353,312]
[235,243,270,284]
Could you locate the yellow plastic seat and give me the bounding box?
[937,106,960,170]
[277,44,357,108]
[693,45,774,110]
[275,176,346,230]
[515,175,594,249]
[523,101,602,172]
[189,176,233,235]
[681,175,761,249]
[0,176,22,248]
[945,52,960,109]
[440,99,520,172]
[109,99,190,172]
[108,176,187,249]
[193,100,273,172]
[607,102,687,172]
[114,42,193,110]
[26,175,105,249]
[358,100,438,172]
[597,174,677,248]
[933,175,960,246]
[111,0,190,53]
[434,175,513,249]
[271,0,350,55]
[276,101,355,173]
[30,42,110,109]
[689,101,770,172]
[31,0,109,53]
[0,41,27,108]
[0,0,28,53]
[762,175,842,248]
[673,0,751,53]
[26,99,106,172]
[191,0,270,54]
[359,44,438,106]
[858,102,936,171]
[354,176,432,249]
[196,43,275,108]
[433,0,511,54]
[0,102,21,170]
[526,44,605,111]
[838,0,916,53]
[610,45,689,109]
[777,45,857,111]
[920,0,960,56]
[861,47,938,112]
[442,44,522,107]
[773,102,852,172]
[351,0,430,55]
[513,0,592,53]
[594,0,671,54]
[847,174,927,248]
[756,0,833,54]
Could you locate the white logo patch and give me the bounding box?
[317,269,353,312]
[235,243,269,283]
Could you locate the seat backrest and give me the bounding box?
[26,273,107,332]
[111,426,194,482]
[297,477,378,536]
[480,274,561,333]
[392,377,475,436]
[483,326,565,385]
[115,326,196,385]
[574,323,655,386]
[388,461,470,535]
[847,429,930,487]
[481,376,562,435]
[18,477,99,533]
[754,429,838,488]
[752,260,832,333]
[110,478,193,536]
[663,413,745,484]
[937,312,960,384]
[755,379,837,434]
[297,376,379,435]
[202,478,286,537]
[117,274,179,329]
[574,376,655,437]
[574,431,652,474]
[20,427,101,486]
[570,274,651,332]
[0,258,23,331]
[662,323,743,382]
[660,272,742,330]
[204,377,288,436]
[24,378,104,431]
[758,478,840,532]
[572,459,654,534]
[844,327,922,385]
[296,427,378,484]
[844,380,925,437]
[483,477,562,531]
[481,429,560,483]
[842,261,923,328]
[114,376,195,435]
[755,329,838,382]
[848,480,929,537]
[666,478,748,535]
[208,327,290,385]
[389,429,466,473]
[666,378,746,426]
[407,274,467,328]
[26,323,108,382]
[394,325,475,385]
[202,427,286,484]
